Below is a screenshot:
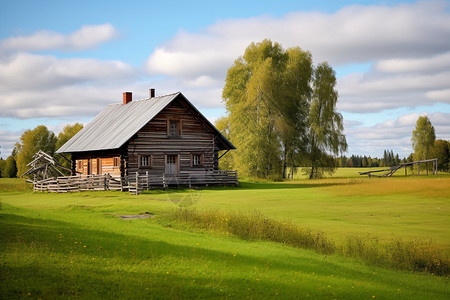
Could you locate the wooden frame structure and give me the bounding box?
[359,158,438,177]
[22,150,73,181]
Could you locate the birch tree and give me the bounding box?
[307,62,347,179]
[222,40,346,179]
[412,116,436,161]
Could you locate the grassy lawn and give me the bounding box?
[1,175,449,299]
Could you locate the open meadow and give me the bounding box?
[1,171,449,299]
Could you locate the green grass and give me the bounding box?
[160,208,448,275]
[1,176,449,299]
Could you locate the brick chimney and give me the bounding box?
[149,88,155,98]
[123,92,132,105]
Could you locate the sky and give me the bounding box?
[1,0,449,159]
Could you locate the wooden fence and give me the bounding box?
[29,171,238,194]
[30,174,122,193]
[127,171,238,195]
[359,158,438,177]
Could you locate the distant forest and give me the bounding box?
[336,150,408,168]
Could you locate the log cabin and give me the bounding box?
[56,89,235,182]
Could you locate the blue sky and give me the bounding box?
[1,0,449,159]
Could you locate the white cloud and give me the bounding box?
[0,52,136,92]
[0,23,138,119]
[337,70,450,113]
[0,52,139,118]
[345,111,450,157]
[145,1,450,80]
[0,84,141,119]
[426,88,450,101]
[375,52,450,74]
[144,1,450,114]
[0,24,118,52]
[0,129,22,159]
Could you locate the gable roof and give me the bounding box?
[56,92,235,153]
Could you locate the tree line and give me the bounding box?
[0,123,83,178]
[217,39,347,179]
[336,150,405,168]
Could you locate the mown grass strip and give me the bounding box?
[160,208,449,276]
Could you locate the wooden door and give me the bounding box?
[165,154,178,174]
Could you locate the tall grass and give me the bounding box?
[161,208,335,254]
[0,178,32,192]
[161,208,449,276]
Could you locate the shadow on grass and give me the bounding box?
[138,180,355,195]
[3,211,446,299]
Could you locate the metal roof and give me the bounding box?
[56,92,235,153]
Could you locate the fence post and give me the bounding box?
[163,173,166,189]
[135,172,139,195]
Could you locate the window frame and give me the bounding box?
[138,154,152,169]
[167,119,182,137]
[113,157,120,167]
[191,153,204,167]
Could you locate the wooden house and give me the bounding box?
[56,89,235,183]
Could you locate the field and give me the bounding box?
[1,171,449,299]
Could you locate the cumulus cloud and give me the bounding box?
[0,52,139,118]
[345,111,450,157]
[145,1,450,79]
[0,129,22,159]
[144,1,450,112]
[375,52,450,74]
[0,24,118,52]
[337,70,450,113]
[0,52,136,92]
[0,24,140,119]
[0,83,146,119]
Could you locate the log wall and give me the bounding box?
[73,151,122,177]
[127,99,216,175]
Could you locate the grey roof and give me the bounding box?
[56,92,235,153]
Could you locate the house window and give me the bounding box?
[113,157,120,167]
[139,155,152,168]
[191,153,203,167]
[168,120,181,137]
[77,160,83,170]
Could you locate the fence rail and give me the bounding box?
[359,158,438,177]
[127,171,238,195]
[28,171,238,194]
[29,174,122,193]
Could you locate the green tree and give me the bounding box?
[15,125,57,177]
[223,39,287,178]
[279,47,313,178]
[411,116,436,162]
[55,123,84,169]
[430,139,449,172]
[215,116,234,171]
[223,40,346,179]
[306,62,347,179]
[0,158,5,177]
[4,155,17,178]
